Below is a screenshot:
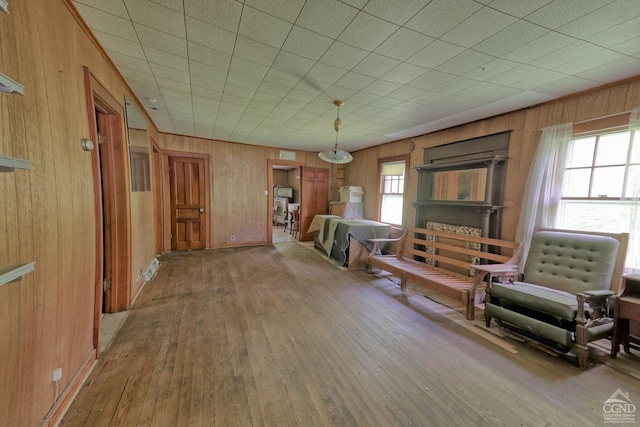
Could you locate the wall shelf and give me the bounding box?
[414,155,508,172]
[0,0,8,14]
[0,262,35,287]
[412,200,504,209]
[0,72,24,95]
[0,155,30,172]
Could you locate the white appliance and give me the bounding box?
[339,186,363,202]
[275,187,293,198]
[274,196,288,226]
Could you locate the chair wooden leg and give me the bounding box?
[611,318,626,358]
[576,345,589,369]
[575,323,589,369]
[484,293,492,327]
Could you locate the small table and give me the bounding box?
[611,274,640,358]
[469,264,520,321]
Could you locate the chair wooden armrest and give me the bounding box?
[577,291,615,323]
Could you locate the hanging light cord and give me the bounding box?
[334,103,341,152]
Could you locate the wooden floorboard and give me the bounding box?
[62,242,640,426]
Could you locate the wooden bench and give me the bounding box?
[367,227,521,320]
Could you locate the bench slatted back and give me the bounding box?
[403,227,520,276]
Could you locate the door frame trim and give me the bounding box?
[83,67,132,350]
[267,159,304,243]
[161,150,211,252]
[151,139,163,255]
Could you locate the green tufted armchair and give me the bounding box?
[484,228,629,369]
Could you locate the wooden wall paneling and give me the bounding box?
[0,19,24,411]
[0,0,158,424]
[0,284,22,427]
[624,80,640,109]
[130,190,154,297]
[128,128,148,147]
[159,134,330,248]
[574,91,601,122]
[127,129,156,299]
[497,112,523,241]
[240,143,266,243]
[561,97,579,123]
[487,114,509,135]
[607,85,630,116]
[16,4,63,425]
[40,3,95,404]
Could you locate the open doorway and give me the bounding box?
[267,159,303,244]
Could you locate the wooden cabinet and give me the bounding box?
[611,274,640,357]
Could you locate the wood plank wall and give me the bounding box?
[0,1,157,425]
[346,79,640,241]
[128,128,156,299]
[1,0,639,425]
[158,134,334,247]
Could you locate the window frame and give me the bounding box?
[377,154,410,226]
[562,128,638,201]
[555,116,639,271]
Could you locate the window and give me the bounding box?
[379,157,407,225]
[557,128,640,270]
[130,147,151,192]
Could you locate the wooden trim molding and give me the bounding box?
[151,139,164,255]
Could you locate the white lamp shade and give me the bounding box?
[318,149,353,164]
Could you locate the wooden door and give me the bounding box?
[300,167,329,241]
[169,156,206,250]
[96,111,131,314]
[96,114,113,312]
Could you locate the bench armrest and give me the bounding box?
[367,227,410,257]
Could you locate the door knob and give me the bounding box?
[199,208,204,213]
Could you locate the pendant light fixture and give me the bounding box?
[319,100,353,164]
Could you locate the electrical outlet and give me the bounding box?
[52,368,62,382]
[230,235,236,242]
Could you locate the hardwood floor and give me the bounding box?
[62,242,640,426]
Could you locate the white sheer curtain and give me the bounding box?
[627,107,640,273]
[515,123,573,267]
